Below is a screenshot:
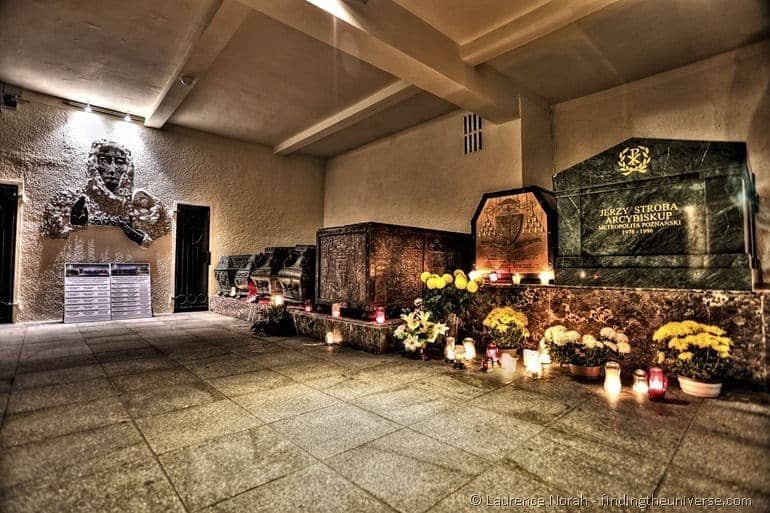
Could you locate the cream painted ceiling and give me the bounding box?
[0,0,767,158]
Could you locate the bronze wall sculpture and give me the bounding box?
[316,222,472,315]
[42,140,171,246]
[472,186,556,282]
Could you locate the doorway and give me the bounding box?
[0,184,18,323]
[174,204,211,313]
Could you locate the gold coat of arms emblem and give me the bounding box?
[617,145,651,176]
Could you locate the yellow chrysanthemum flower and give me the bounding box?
[455,276,468,290]
[441,273,453,284]
[678,351,694,361]
[466,281,479,293]
[420,271,431,283]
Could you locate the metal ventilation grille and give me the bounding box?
[463,114,483,154]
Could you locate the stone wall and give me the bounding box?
[0,100,325,322]
[466,285,767,387]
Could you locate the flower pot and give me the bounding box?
[568,364,602,379]
[678,375,722,398]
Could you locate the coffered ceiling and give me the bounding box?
[0,0,767,158]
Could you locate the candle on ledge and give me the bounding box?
[488,271,498,283]
[604,361,622,395]
[512,273,522,285]
[272,294,284,306]
[303,300,313,313]
[632,369,648,395]
[374,306,386,325]
[538,269,554,285]
[647,367,667,401]
[454,342,466,369]
[331,303,341,318]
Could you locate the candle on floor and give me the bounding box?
[523,349,542,377]
[462,338,476,362]
[444,337,456,363]
[485,342,500,367]
[500,352,516,371]
[632,369,648,394]
[604,361,622,395]
[647,367,667,401]
[454,342,466,369]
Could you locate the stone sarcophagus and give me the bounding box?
[316,222,472,315]
[214,255,251,296]
[553,138,758,290]
[249,247,291,297]
[472,186,556,283]
[277,245,316,303]
[234,254,266,297]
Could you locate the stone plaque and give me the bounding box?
[472,187,556,280]
[553,138,758,290]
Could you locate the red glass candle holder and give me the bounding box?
[303,300,313,313]
[375,306,386,325]
[647,367,668,401]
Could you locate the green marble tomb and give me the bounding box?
[553,138,758,290]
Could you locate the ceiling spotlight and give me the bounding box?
[179,75,195,87]
[84,103,92,113]
[123,112,132,122]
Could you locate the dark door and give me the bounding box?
[174,204,211,312]
[0,185,18,324]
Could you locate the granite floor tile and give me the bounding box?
[410,405,543,461]
[19,343,92,362]
[352,385,457,426]
[101,356,181,376]
[159,426,315,511]
[121,381,225,418]
[327,429,489,513]
[234,383,340,423]
[0,396,130,447]
[207,369,293,397]
[135,399,260,453]
[412,372,502,401]
[202,463,397,513]
[0,458,185,513]
[471,385,576,426]
[0,421,151,488]
[16,353,98,374]
[111,367,203,392]
[272,403,400,459]
[509,428,666,499]
[86,335,151,353]
[429,460,600,513]
[672,398,770,492]
[270,360,348,382]
[7,377,118,413]
[184,354,265,379]
[11,364,105,390]
[652,464,770,513]
[93,346,165,364]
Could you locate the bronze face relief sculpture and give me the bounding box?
[42,140,171,246]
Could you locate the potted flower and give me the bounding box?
[542,325,631,379]
[653,320,732,397]
[420,269,482,337]
[394,307,448,360]
[482,307,530,359]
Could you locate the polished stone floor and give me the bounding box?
[0,312,768,513]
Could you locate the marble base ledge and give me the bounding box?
[292,311,399,354]
[209,296,272,323]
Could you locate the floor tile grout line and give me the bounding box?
[651,398,704,496]
[82,322,194,513]
[0,326,27,434]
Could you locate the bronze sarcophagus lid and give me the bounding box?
[316,222,472,315]
[214,255,251,296]
[249,247,291,297]
[277,245,316,303]
[234,254,266,297]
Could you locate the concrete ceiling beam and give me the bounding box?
[239,0,522,123]
[460,0,622,65]
[145,0,250,129]
[274,80,418,155]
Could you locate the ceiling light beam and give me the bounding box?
[144,0,250,129]
[274,80,418,155]
[240,0,522,123]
